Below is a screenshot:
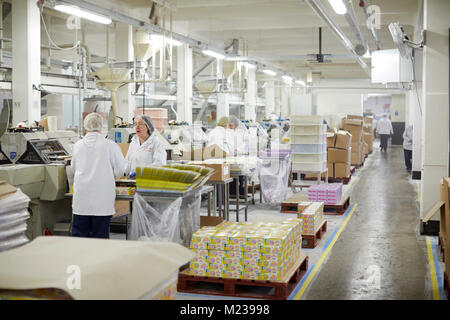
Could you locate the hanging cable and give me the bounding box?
[410,51,422,116]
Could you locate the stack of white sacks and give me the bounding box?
[0,186,31,252]
[289,116,327,174]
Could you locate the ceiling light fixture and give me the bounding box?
[202,49,226,60]
[282,75,293,83]
[150,34,182,47]
[327,0,347,15]
[54,5,112,24]
[296,80,306,86]
[263,69,276,76]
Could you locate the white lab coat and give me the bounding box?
[403,125,413,150]
[234,127,250,155]
[376,118,394,135]
[71,132,125,216]
[206,126,232,154]
[124,132,167,176]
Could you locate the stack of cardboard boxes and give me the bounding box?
[363,116,374,155]
[326,130,353,178]
[341,116,364,166]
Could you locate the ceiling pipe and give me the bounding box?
[305,0,370,75]
[359,0,381,50]
[342,0,368,55]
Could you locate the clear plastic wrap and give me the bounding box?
[258,153,291,205]
[0,189,30,215]
[129,193,182,243]
[179,190,201,247]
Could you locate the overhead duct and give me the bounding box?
[342,0,368,56]
[305,0,370,75]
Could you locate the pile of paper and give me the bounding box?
[0,182,31,252]
[188,219,302,281]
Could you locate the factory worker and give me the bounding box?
[124,115,167,177]
[376,113,394,153]
[71,113,125,239]
[228,115,249,155]
[206,116,232,154]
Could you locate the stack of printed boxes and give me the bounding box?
[297,201,324,235]
[188,219,302,281]
[307,183,343,205]
[289,116,327,174]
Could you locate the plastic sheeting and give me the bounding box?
[129,190,202,246]
[129,193,182,243]
[258,152,291,205]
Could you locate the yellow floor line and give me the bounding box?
[294,203,358,300]
[416,181,421,203]
[425,236,440,300]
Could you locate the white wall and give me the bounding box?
[315,92,362,117]
[391,94,406,122]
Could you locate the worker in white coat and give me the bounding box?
[402,125,413,173]
[71,113,125,238]
[228,115,249,155]
[376,114,394,152]
[206,116,232,154]
[124,115,167,177]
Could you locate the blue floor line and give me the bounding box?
[288,264,316,300]
[344,203,355,217]
[431,242,446,300]
[322,228,338,252]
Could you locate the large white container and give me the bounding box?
[290,134,326,144]
[291,143,327,154]
[290,115,324,125]
[292,161,327,172]
[290,124,327,135]
[292,153,327,163]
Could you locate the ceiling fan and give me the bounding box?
[306,27,333,64]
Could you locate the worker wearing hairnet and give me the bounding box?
[227,115,249,156]
[206,116,232,154]
[124,115,167,177]
[71,113,125,239]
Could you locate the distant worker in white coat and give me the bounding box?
[206,116,232,154]
[227,115,249,156]
[71,113,125,239]
[124,115,167,178]
[376,114,394,152]
[403,125,413,173]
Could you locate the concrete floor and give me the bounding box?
[301,145,432,300]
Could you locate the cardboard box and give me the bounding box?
[364,116,374,124]
[334,163,351,178]
[200,216,224,227]
[335,131,352,150]
[342,118,363,127]
[351,151,363,165]
[117,143,130,158]
[190,162,231,181]
[363,142,369,156]
[203,144,230,160]
[327,133,337,148]
[328,148,351,164]
[363,125,372,133]
[114,200,131,215]
[347,115,364,120]
[0,180,17,200]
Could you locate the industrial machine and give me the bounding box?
[107,127,136,143]
[162,121,191,145]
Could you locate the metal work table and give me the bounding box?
[229,170,254,222]
[206,178,232,221]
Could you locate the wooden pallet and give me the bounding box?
[444,272,449,300]
[352,162,364,169]
[323,195,351,215]
[177,254,309,300]
[302,220,327,249]
[280,202,299,214]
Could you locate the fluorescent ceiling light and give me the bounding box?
[327,0,347,15]
[226,56,249,61]
[263,69,276,76]
[54,5,112,24]
[202,49,226,60]
[295,80,306,86]
[150,34,182,47]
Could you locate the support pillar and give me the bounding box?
[176,43,192,124]
[12,0,41,126]
[217,93,229,121]
[115,23,135,123]
[264,80,275,118]
[420,0,449,234]
[244,68,256,121]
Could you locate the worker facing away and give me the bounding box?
[71,113,125,239]
[403,125,413,173]
[206,116,233,154]
[124,115,167,178]
[376,114,394,152]
[227,115,249,197]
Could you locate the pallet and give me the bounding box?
[323,195,351,215]
[177,254,309,300]
[280,202,299,214]
[352,162,364,169]
[302,176,351,184]
[302,220,327,249]
[444,272,449,300]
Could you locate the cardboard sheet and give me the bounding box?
[0,236,195,300]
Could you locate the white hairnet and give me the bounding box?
[135,115,155,134]
[228,115,241,129]
[84,112,103,131]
